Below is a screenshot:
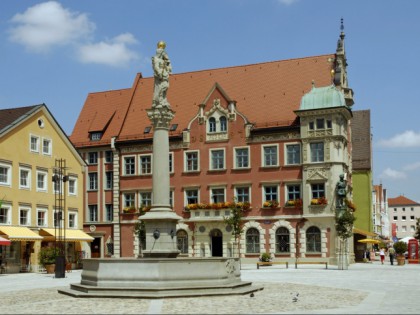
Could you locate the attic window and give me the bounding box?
[90,132,102,141]
[170,124,178,131]
[144,126,152,134]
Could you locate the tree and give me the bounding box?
[223,199,245,259]
[335,202,356,270]
[414,218,420,241]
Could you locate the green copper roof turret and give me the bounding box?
[299,84,346,110]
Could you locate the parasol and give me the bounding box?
[358,238,380,244]
[0,236,11,246]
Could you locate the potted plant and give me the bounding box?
[39,246,59,273]
[259,252,272,264]
[393,241,408,266]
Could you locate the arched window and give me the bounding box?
[246,228,260,253]
[275,227,290,253]
[220,116,227,132]
[208,117,216,133]
[176,230,188,254]
[306,226,321,252]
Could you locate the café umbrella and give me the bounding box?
[0,236,11,246]
[358,238,381,244]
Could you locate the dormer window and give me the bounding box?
[144,126,152,134]
[90,132,102,141]
[170,124,178,131]
[208,117,216,133]
[220,116,227,132]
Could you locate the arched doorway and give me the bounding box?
[210,229,223,257]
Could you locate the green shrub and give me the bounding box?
[393,241,407,256]
[260,252,272,262]
[38,247,59,266]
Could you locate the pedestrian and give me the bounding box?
[388,246,395,265]
[379,247,385,264]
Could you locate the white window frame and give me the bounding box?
[0,204,11,225]
[19,207,31,226]
[19,166,31,190]
[234,146,250,169]
[285,143,301,165]
[105,171,113,190]
[184,150,200,172]
[234,185,251,203]
[105,150,113,163]
[123,193,136,208]
[285,183,301,201]
[87,205,98,222]
[139,154,152,175]
[210,186,226,204]
[123,155,136,175]
[139,191,152,207]
[88,152,98,165]
[105,204,113,222]
[88,172,98,191]
[36,170,48,192]
[42,137,52,155]
[68,176,77,196]
[169,152,174,174]
[209,148,226,171]
[185,188,199,206]
[36,208,48,227]
[310,142,324,163]
[68,211,78,229]
[262,184,279,203]
[261,144,279,167]
[30,134,40,153]
[0,163,12,187]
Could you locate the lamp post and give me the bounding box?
[52,159,68,278]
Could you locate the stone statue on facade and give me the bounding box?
[336,174,347,208]
[152,41,172,109]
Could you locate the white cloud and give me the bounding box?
[403,161,420,171]
[377,130,420,148]
[277,0,299,5]
[8,1,95,53]
[380,168,407,180]
[77,33,140,67]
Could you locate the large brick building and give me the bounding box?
[70,25,358,264]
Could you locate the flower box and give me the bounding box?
[310,197,328,205]
[263,200,279,209]
[285,199,303,208]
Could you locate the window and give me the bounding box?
[88,152,98,164]
[310,142,324,162]
[275,227,290,253]
[309,121,314,130]
[19,208,30,226]
[19,167,31,189]
[393,208,397,212]
[311,183,325,199]
[139,155,152,175]
[287,184,301,201]
[68,212,77,228]
[235,147,249,169]
[105,171,113,189]
[264,185,278,202]
[402,208,406,212]
[90,132,102,141]
[286,144,301,165]
[124,156,136,175]
[36,170,47,192]
[37,209,47,227]
[169,190,173,207]
[316,118,324,129]
[105,151,113,163]
[169,153,174,173]
[177,230,189,254]
[185,189,199,205]
[220,116,227,132]
[185,151,199,172]
[210,149,225,170]
[402,226,407,232]
[411,226,416,232]
[123,193,136,208]
[53,210,63,227]
[170,124,178,131]
[411,216,415,221]
[105,204,113,222]
[42,138,51,155]
[208,117,216,133]
[0,206,10,224]
[0,163,11,186]
[306,226,321,252]
[262,145,278,167]
[246,228,260,253]
[235,186,250,203]
[88,173,98,190]
[68,177,77,195]
[88,205,98,222]
[411,207,414,211]
[140,192,152,207]
[30,135,39,153]
[326,120,332,129]
[402,216,406,221]
[393,216,398,221]
[211,188,225,203]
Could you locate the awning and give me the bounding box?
[353,227,377,237]
[40,228,94,242]
[0,236,11,246]
[0,226,43,241]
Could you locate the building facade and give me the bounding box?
[0,104,91,273]
[70,26,360,264]
[388,195,420,239]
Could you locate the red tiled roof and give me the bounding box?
[70,54,335,146]
[388,195,420,206]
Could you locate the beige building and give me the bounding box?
[0,104,91,273]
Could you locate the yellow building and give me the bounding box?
[0,104,91,273]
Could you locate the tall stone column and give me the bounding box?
[140,41,182,258]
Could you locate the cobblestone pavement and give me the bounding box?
[1,260,419,314]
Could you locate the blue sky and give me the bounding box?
[1,0,420,201]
